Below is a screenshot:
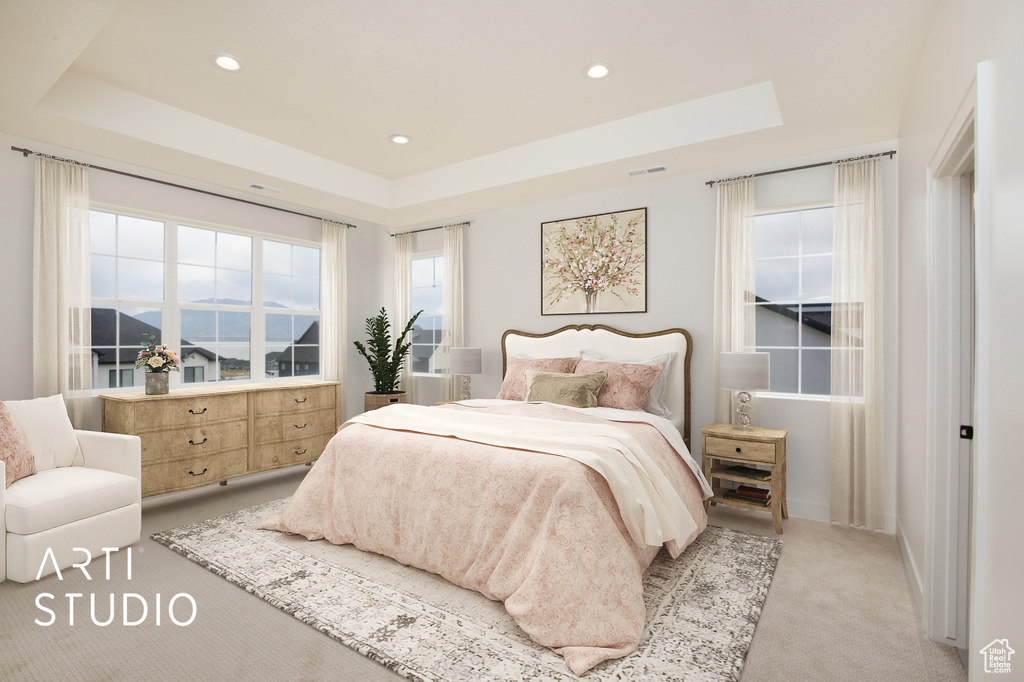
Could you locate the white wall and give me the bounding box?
[896,0,1024,669]
[0,131,391,423]
[427,141,897,527]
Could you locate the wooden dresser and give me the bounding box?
[100,380,340,497]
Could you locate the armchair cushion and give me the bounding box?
[3,395,83,470]
[0,402,36,487]
[4,467,141,535]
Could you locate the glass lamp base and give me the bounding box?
[735,390,754,429]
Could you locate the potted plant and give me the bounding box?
[354,307,422,411]
[135,334,183,395]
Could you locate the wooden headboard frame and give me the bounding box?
[500,324,693,449]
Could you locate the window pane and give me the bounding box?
[216,269,251,305]
[218,346,250,381]
[117,216,164,261]
[411,344,433,374]
[266,344,291,378]
[218,311,251,342]
[411,288,434,316]
[121,368,135,388]
[292,277,319,310]
[217,232,252,271]
[802,304,832,347]
[295,315,318,344]
[755,212,799,258]
[265,314,292,343]
[758,347,798,394]
[411,258,434,287]
[178,264,215,303]
[755,303,798,346]
[181,310,216,343]
[293,345,319,376]
[90,211,116,255]
[119,308,161,347]
[264,241,291,276]
[293,245,320,278]
[755,257,798,303]
[263,273,291,308]
[801,207,834,255]
[118,258,164,300]
[801,255,832,303]
[181,346,215,377]
[801,349,831,395]
[91,255,116,299]
[178,226,215,266]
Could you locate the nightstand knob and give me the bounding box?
[736,447,742,453]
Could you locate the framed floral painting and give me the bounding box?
[541,207,647,315]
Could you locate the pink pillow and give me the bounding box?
[575,360,664,411]
[497,357,580,401]
[1,401,37,488]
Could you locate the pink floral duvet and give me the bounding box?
[261,401,708,675]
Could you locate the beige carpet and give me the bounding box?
[0,467,966,682]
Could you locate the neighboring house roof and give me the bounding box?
[277,321,320,364]
[755,296,832,336]
[91,308,216,364]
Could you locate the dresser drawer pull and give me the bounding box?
[189,437,208,446]
[294,448,308,455]
[295,397,307,404]
[188,467,208,477]
[736,447,742,453]
[295,423,307,429]
[189,407,208,415]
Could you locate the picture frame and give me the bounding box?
[541,207,647,315]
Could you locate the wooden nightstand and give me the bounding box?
[701,423,788,534]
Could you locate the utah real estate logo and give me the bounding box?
[979,639,1015,675]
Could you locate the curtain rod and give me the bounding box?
[706,150,896,187]
[391,221,470,237]
[10,146,356,228]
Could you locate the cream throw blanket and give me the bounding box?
[348,404,697,548]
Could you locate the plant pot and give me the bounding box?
[145,372,169,395]
[364,391,408,412]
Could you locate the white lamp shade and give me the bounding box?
[719,352,770,391]
[449,347,482,375]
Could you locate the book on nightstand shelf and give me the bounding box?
[724,465,772,482]
[723,489,772,507]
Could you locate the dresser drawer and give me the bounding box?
[704,436,776,464]
[142,449,248,496]
[253,385,336,416]
[140,420,249,464]
[255,407,336,443]
[254,432,332,470]
[134,393,248,431]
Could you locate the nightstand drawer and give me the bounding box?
[704,436,776,463]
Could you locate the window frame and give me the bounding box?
[88,203,322,393]
[409,250,445,378]
[752,201,835,399]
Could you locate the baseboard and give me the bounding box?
[786,499,897,535]
[896,517,926,626]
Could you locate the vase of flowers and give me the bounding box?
[136,334,182,395]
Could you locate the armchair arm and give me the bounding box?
[74,430,142,482]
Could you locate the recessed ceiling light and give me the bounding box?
[389,134,412,144]
[584,63,611,79]
[213,54,242,71]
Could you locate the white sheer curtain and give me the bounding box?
[439,224,465,401]
[393,233,413,393]
[33,157,92,428]
[712,179,756,424]
[830,158,885,530]
[320,220,348,417]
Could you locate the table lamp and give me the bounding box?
[719,352,771,429]
[449,347,482,400]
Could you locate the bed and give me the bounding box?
[263,324,711,675]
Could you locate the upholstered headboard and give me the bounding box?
[501,324,693,449]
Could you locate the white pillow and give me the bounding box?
[3,395,83,470]
[579,349,676,418]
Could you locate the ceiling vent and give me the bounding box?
[626,165,667,177]
[249,183,283,193]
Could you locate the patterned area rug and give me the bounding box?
[153,499,782,681]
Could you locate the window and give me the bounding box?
[89,209,320,389]
[754,206,833,396]
[410,254,444,374]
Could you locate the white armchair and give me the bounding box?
[2,419,141,583]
